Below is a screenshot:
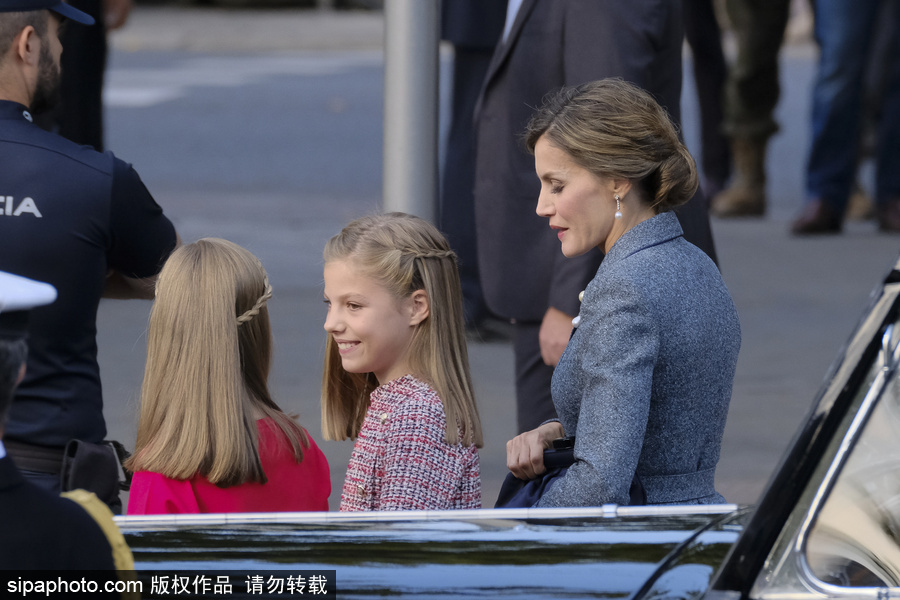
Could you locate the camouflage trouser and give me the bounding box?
[722,0,792,140]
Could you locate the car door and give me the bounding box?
[709,256,900,599]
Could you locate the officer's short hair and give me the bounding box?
[0,10,47,55]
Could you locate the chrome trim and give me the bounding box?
[116,503,739,530]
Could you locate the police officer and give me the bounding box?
[0,271,127,570]
[0,0,179,509]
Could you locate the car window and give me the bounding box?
[805,344,900,588]
[751,314,900,599]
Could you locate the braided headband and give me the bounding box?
[236,280,273,326]
[408,249,456,260]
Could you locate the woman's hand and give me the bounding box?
[506,421,565,480]
[539,306,574,366]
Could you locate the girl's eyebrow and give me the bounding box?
[325,291,368,302]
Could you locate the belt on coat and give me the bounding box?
[640,466,718,504]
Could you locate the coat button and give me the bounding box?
[357,484,365,495]
[380,412,388,423]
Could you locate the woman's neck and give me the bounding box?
[603,206,657,254]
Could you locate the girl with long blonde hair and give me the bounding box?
[322,212,482,510]
[126,238,330,514]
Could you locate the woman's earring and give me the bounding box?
[615,195,623,220]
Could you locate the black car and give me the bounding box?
[118,256,900,599]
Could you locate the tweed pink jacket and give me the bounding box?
[339,374,481,511]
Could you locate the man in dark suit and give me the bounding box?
[474,0,717,433]
[0,270,118,570]
[440,0,507,332]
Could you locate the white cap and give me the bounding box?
[0,271,56,339]
[0,271,56,313]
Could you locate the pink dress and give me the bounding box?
[127,418,330,514]
[340,374,481,511]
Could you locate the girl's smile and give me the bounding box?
[323,259,428,384]
[334,339,360,354]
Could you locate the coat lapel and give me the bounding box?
[486,0,537,82]
[474,0,538,119]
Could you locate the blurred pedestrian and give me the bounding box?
[0,0,179,509]
[711,0,791,217]
[684,0,731,199]
[791,0,900,233]
[473,0,717,434]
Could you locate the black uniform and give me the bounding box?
[0,100,177,449]
[0,453,116,569]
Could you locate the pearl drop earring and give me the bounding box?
[615,195,623,220]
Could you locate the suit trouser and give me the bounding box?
[684,0,731,188]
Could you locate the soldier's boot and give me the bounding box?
[711,137,767,217]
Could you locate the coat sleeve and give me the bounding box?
[377,400,468,511]
[539,273,659,506]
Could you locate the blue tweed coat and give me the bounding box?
[538,212,741,507]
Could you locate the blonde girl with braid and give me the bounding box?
[126,238,331,514]
[322,213,483,510]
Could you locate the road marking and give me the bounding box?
[105,52,382,108]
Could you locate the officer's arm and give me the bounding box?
[102,270,156,299]
[103,232,182,299]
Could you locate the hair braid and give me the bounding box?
[236,279,273,326]
[409,249,457,261]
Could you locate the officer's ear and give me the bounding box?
[14,25,40,68]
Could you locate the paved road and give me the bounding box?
[94,6,900,511]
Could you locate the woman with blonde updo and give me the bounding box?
[126,238,330,514]
[504,79,741,507]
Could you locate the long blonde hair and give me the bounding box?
[126,238,309,487]
[321,213,482,447]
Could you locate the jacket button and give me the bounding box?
[357,484,365,495]
[380,412,388,423]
